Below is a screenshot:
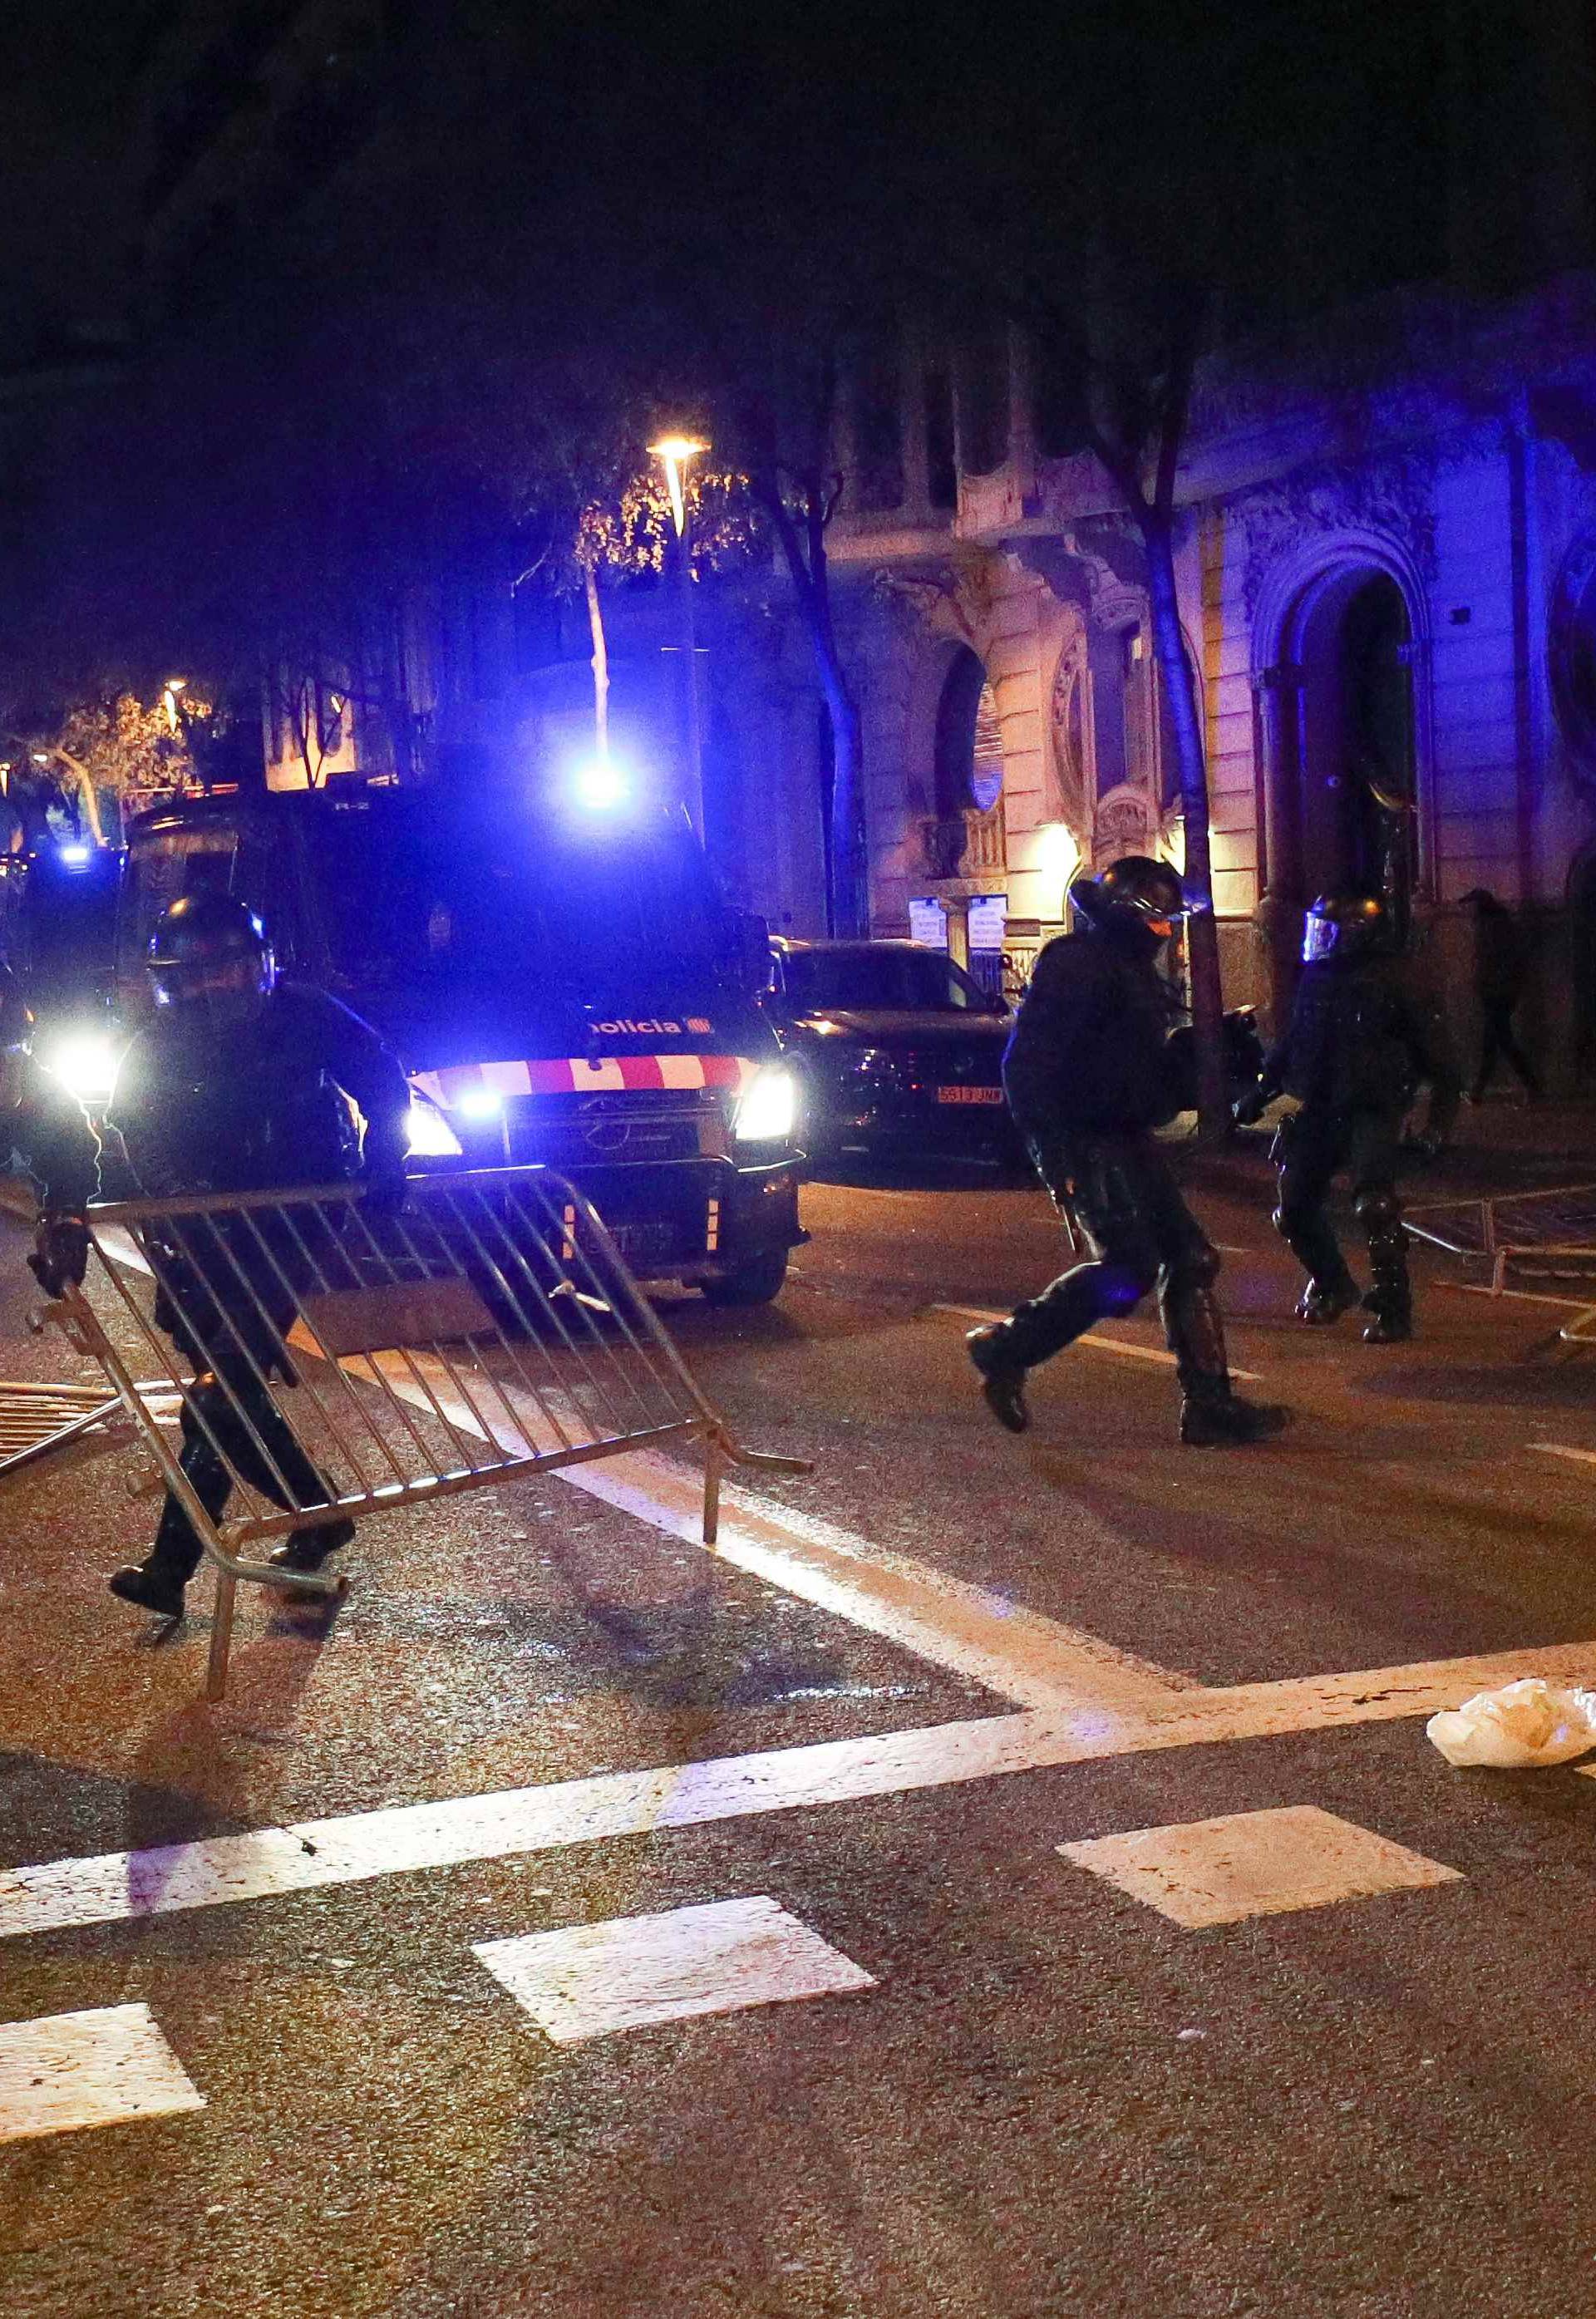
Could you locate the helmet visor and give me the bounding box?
[1302,915,1339,964]
[150,950,272,1014]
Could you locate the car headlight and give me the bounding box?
[734,1064,797,1144]
[41,1030,121,1106]
[406,1095,463,1158]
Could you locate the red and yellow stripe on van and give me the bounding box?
[410,1055,761,1105]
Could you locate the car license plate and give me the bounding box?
[935,1086,1004,1105]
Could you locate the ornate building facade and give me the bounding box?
[817,278,1596,1070]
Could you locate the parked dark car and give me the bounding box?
[766,938,1017,1165]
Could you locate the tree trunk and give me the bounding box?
[822,665,866,938]
[1142,509,1228,1138]
[758,474,867,936]
[583,561,610,759]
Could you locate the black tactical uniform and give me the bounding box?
[104,894,411,1618]
[968,857,1289,1448]
[1,966,101,1290]
[1240,892,1459,1343]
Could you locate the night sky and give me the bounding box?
[0,0,1472,361]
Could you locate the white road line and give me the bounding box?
[474,1896,874,2043]
[1531,1443,1596,1467]
[931,1303,1264,1383]
[6,1637,1593,1942]
[1446,1283,1594,1309]
[0,2003,204,2143]
[1057,1806,1461,1930]
[385,1353,1195,1716]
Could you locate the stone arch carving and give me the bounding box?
[1045,608,1092,835]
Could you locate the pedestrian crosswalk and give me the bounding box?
[475,1895,876,2044]
[0,1790,1481,2147]
[1057,1805,1461,1929]
[0,2003,205,2144]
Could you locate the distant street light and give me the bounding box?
[648,434,710,839]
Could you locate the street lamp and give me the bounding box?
[648,434,709,839]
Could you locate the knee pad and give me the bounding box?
[1165,1239,1221,1297]
[1354,1188,1401,1233]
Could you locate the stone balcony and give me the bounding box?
[916,805,1007,880]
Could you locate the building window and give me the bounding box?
[1552,532,1596,785]
[1049,654,1087,825]
[855,340,905,513]
[933,646,1002,818]
[955,326,1010,478]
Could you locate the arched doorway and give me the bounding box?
[1269,566,1420,990]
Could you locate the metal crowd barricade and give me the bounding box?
[0,1380,126,1476]
[43,1164,807,1701]
[1405,1182,1596,1342]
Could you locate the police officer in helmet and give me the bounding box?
[1235,889,1459,1342]
[103,889,411,1619]
[969,855,1290,1446]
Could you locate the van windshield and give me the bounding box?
[311,800,727,1000]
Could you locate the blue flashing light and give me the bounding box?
[456,1086,505,1122]
[58,843,93,869]
[572,756,627,810]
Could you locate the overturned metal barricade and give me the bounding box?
[0,1380,125,1477]
[1406,1182,1596,1342]
[46,1165,805,1700]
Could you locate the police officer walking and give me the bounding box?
[96,893,411,1618]
[1235,891,1459,1342]
[968,856,1290,1447]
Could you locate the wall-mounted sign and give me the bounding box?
[909,897,949,949]
[968,894,1008,952]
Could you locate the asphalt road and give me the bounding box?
[5,1146,1596,2318]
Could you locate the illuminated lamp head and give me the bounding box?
[571,755,627,810]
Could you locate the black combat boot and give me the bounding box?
[966,1325,1030,1434]
[1296,1273,1360,1326]
[1361,1292,1412,1345]
[1180,1391,1294,1448]
[266,1516,357,1595]
[107,1562,187,1619]
[1166,1273,1292,1446]
[1357,1189,1413,1344]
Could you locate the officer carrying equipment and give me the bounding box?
[969,855,1291,1448]
[102,893,412,1618]
[1235,889,1460,1343]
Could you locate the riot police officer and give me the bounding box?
[968,856,1291,1447]
[102,892,411,1618]
[0,963,99,1293]
[1235,890,1459,1343]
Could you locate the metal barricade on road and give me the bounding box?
[43,1165,806,1701]
[1405,1182,1596,1340]
[0,1380,126,1476]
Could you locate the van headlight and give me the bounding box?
[406,1095,463,1158]
[734,1064,797,1144]
[42,1029,121,1106]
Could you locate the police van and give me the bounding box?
[102,779,804,1304]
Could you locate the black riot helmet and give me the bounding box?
[147,891,276,1024]
[1301,891,1391,966]
[1070,854,1189,949]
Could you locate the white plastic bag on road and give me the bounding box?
[1426,1678,1596,1769]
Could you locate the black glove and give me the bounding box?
[1231,1083,1268,1129]
[28,1212,91,1297]
[360,1169,409,1223]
